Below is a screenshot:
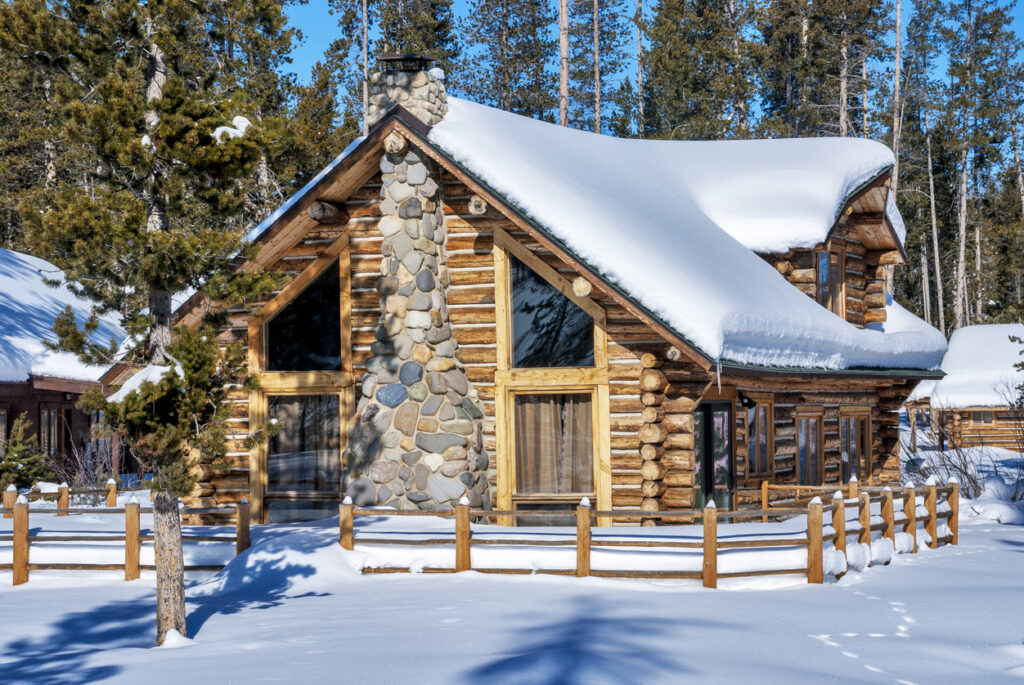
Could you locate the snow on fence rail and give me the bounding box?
[0,491,251,585]
[340,480,960,587]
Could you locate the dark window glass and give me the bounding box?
[747,404,770,475]
[816,252,830,307]
[266,264,342,371]
[840,417,859,483]
[695,403,732,509]
[511,256,594,368]
[512,501,577,527]
[514,393,593,497]
[267,394,341,495]
[797,415,822,485]
[267,499,342,524]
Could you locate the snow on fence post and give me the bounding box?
[236,500,251,556]
[3,484,16,519]
[857,492,871,550]
[881,488,895,544]
[105,479,117,508]
[807,498,823,584]
[13,498,28,585]
[831,491,846,556]
[576,497,591,578]
[761,481,769,523]
[58,483,69,517]
[903,484,917,553]
[702,502,717,589]
[925,484,938,549]
[947,478,959,545]
[338,497,354,551]
[455,497,471,572]
[848,476,858,501]
[125,499,140,581]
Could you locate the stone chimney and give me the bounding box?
[366,54,448,128]
[344,55,490,512]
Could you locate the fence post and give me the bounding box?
[882,488,895,545]
[761,481,769,523]
[455,498,471,572]
[339,497,354,551]
[105,479,117,508]
[58,483,69,517]
[903,484,917,553]
[831,491,846,556]
[125,499,140,581]
[13,498,28,585]
[848,476,858,501]
[3,484,15,519]
[702,502,717,589]
[807,498,823,584]
[858,492,871,547]
[947,478,959,546]
[235,500,251,555]
[576,497,591,578]
[926,483,938,549]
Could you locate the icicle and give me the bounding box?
[716,358,722,392]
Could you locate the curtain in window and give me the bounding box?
[514,393,593,495]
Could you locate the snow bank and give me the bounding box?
[911,324,1024,407]
[427,98,945,371]
[0,249,125,382]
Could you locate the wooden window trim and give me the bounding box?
[795,406,825,485]
[493,230,611,525]
[247,238,353,523]
[967,407,998,428]
[744,393,774,479]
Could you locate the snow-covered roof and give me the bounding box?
[107,363,183,403]
[0,249,126,383]
[909,324,1024,407]
[427,98,942,371]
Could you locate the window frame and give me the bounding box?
[839,406,872,484]
[969,409,996,427]
[744,394,774,479]
[248,242,354,523]
[694,401,734,509]
[493,231,611,526]
[795,406,825,486]
[814,243,847,318]
[39,405,61,462]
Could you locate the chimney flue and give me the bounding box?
[367,54,448,128]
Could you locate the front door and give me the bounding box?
[694,402,732,509]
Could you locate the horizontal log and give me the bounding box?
[663,471,695,487]
[664,432,694,450]
[663,414,694,433]
[661,450,694,470]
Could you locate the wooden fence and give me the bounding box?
[0,484,251,585]
[341,480,960,587]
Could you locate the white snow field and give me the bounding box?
[1,504,1023,684]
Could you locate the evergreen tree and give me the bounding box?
[568,0,629,132]
[0,413,52,491]
[376,0,461,80]
[461,0,557,119]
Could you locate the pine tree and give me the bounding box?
[377,0,461,79]
[0,413,53,491]
[461,0,557,119]
[568,0,628,132]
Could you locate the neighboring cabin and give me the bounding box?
[0,249,124,473]
[906,324,1024,452]
[121,56,946,525]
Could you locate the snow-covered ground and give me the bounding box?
[1,499,1022,683]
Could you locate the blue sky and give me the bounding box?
[282,0,1024,85]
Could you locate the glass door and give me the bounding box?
[694,402,732,509]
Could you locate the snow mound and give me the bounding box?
[982,475,1016,502]
[894,532,915,554]
[823,549,847,577]
[846,543,871,572]
[0,249,125,382]
[870,537,894,565]
[911,324,1024,407]
[158,630,194,649]
[969,501,1024,525]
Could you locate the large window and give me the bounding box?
[694,402,732,509]
[511,255,594,368]
[815,249,845,316]
[266,262,342,371]
[840,410,871,483]
[746,399,773,476]
[265,394,342,523]
[39,408,59,461]
[796,409,824,485]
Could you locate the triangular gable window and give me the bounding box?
[511,256,594,368]
[266,262,342,371]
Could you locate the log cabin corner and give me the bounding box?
[109,55,947,525]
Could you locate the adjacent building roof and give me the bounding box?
[0,248,125,383]
[238,97,947,373]
[908,324,1024,408]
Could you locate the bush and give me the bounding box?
[0,413,54,490]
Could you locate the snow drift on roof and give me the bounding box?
[0,249,125,383]
[910,324,1024,407]
[428,98,943,371]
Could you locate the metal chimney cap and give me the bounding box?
[378,54,435,72]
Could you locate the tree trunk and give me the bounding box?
[925,113,945,333]
[636,0,643,137]
[920,241,932,325]
[43,78,56,189]
[891,0,902,195]
[975,217,982,321]
[558,0,569,126]
[861,55,869,136]
[727,0,747,131]
[362,0,369,137]
[593,0,601,133]
[1014,127,1024,219]
[839,30,849,136]
[154,491,187,645]
[954,147,969,329]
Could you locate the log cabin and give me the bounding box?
[119,55,947,525]
[906,324,1024,452]
[0,248,124,474]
